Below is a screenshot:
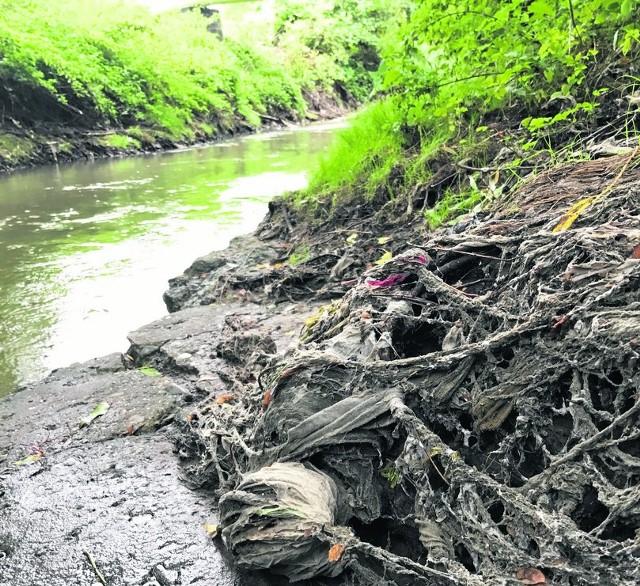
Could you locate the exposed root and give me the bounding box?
[184,156,640,585]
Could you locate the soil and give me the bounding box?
[0,91,351,174]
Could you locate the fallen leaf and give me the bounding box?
[375,250,393,266]
[138,366,162,377]
[346,233,358,245]
[632,244,640,259]
[262,389,273,408]
[203,523,219,537]
[273,263,284,269]
[516,567,546,585]
[328,543,346,562]
[360,311,372,320]
[215,393,235,405]
[14,453,42,466]
[377,236,391,245]
[552,197,593,232]
[79,401,110,428]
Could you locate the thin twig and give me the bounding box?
[83,551,107,585]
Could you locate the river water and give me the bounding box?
[0,121,344,396]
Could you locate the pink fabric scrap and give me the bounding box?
[365,273,408,288]
[405,255,428,264]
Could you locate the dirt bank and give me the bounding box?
[1,151,638,585]
[0,91,350,174]
[163,154,640,585]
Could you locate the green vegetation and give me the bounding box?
[288,242,310,265]
[0,0,306,139]
[99,134,141,150]
[0,133,36,165]
[304,0,640,225]
[273,0,411,102]
[0,0,402,155]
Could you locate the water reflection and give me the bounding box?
[0,122,343,395]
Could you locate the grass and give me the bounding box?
[301,99,405,207]
[98,134,141,150]
[0,133,36,164]
[424,188,485,229]
[288,243,310,266]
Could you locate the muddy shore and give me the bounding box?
[0,91,349,174]
[0,291,318,585]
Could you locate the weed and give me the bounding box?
[288,243,310,266]
[99,134,141,150]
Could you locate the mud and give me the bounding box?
[0,91,351,174]
[0,299,316,585]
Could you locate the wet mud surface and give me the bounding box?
[0,298,315,585]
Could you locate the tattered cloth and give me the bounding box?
[188,155,640,585]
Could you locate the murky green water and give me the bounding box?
[0,121,344,395]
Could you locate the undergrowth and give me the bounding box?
[0,0,390,143]
[299,0,640,227]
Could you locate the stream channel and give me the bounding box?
[0,120,344,396]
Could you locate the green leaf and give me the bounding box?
[377,236,392,245]
[139,366,162,377]
[621,0,633,18]
[79,401,110,428]
[375,250,393,266]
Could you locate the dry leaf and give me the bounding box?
[203,523,219,538]
[215,393,235,405]
[328,543,346,562]
[631,243,640,259]
[516,567,546,584]
[262,389,273,408]
[14,453,43,466]
[552,197,593,232]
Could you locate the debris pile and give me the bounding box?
[184,154,640,585]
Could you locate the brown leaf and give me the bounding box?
[328,543,346,562]
[516,567,546,585]
[262,389,273,409]
[215,393,235,405]
[631,243,640,259]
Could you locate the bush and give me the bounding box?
[0,0,306,138]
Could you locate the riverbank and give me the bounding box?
[0,0,399,175]
[2,148,638,583]
[0,90,349,174]
[0,300,317,586]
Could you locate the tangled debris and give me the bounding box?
[182,154,640,585]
